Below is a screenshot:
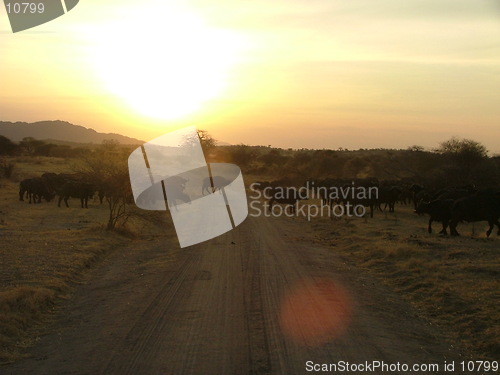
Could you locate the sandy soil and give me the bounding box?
[3,214,462,375]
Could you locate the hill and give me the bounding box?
[0,120,142,145]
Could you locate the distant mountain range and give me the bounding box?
[0,120,143,145]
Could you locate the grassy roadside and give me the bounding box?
[0,201,171,363]
[0,229,128,363]
[308,204,499,360]
[0,156,166,363]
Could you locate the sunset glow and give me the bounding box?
[1,0,499,150]
[85,2,246,120]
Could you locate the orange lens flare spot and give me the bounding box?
[279,278,353,346]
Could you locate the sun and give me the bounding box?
[85,2,244,120]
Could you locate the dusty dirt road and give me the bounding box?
[4,215,460,375]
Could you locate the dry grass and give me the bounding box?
[1,156,72,182]
[0,156,147,362]
[0,287,56,362]
[308,204,499,360]
[2,158,498,363]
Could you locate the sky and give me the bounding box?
[1,0,499,152]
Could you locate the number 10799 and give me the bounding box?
[5,2,45,14]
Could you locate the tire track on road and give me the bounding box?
[4,215,461,375]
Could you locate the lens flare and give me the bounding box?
[279,278,353,346]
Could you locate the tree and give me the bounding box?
[436,137,489,185]
[19,137,45,155]
[181,129,217,161]
[437,137,488,163]
[77,150,132,230]
[407,145,425,152]
[197,129,217,152]
[0,135,19,155]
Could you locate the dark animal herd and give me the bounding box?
[19,172,500,237]
[413,185,500,237]
[19,173,103,208]
[255,178,500,237]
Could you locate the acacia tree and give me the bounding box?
[436,137,489,185]
[197,129,217,152]
[77,146,132,230]
[437,137,487,163]
[19,137,45,155]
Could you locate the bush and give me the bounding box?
[0,159,15,178]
